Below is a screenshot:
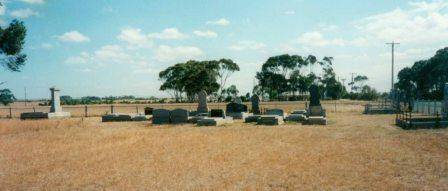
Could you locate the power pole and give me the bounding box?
[24,87,27,106]
[386,41,400,91]
[350,73,356,92]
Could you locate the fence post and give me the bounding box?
[33,107,36,112]
[136,106,139,114]
[9,107,12,119]
[111,105,114,114]
[84,105,88,117]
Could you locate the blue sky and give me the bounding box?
[1,0,447,99]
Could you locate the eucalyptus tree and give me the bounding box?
[0,19,27,106]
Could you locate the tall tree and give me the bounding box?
[0,19,27,106]
[216,59,240,101]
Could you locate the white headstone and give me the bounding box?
[50,87,62,113]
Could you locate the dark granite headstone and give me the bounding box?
[210,109,225,118]
[226,102,248,113]
[251,95,260,114]
[144,107,154,115]
[309,84,321,106]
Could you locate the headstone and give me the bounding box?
[21,87,71,120]
[50,87,62,113]
[171,108,189,124]
[257,115,284,125]
[102,114,132,122]
[309,84,321,106]
[152,109,171,124]
[226,102,248,113]
[305,85,327,125]
[265,109,284,117]
[444,83,448,118]
[144,107,154,115]
[251,95,261,114]
[197,90,209,113]
[210,109,225,118]
[226,102,248,119]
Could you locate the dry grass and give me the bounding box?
[0,110,447,190]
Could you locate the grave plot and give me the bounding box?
[20,87,71,120]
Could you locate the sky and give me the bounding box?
[1,0,448,99]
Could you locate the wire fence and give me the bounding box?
[0,101,366,118]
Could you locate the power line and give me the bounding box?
[386,41,400,91]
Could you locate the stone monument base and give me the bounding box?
[303,116,327,125]
[257,115,284,125]
[48,112,71,119]
[291,110,307,115]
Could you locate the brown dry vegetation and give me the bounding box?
[0,107,447,190]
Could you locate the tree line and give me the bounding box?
[396,47,448,100]
[159,54,382,102]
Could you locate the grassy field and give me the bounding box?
[0,108,447,190]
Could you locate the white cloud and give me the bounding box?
[193,30,218,38]
[41,43,53,49]
[148,28,188,40]
[18,0,45,4]
[206,18,230,26]
[117,27,152,47]
[297,32,345,47]
[284,10,295,15]
[57,31,90,43]
[355,1,448,45]
[229,41,266,51]
[94,45,130,63]
[10,8,38,18]
[155,45,204,62]
[65,52,90,65]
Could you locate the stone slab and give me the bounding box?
[226,112,249,119]
[265,109,285,117]
[197,117,233,126]
[285,114,307,122]
[20,112,48,120]
[171,109,189,124]
[244,115,261,123]
[47,112,71,119]
[257,115,284,125]
[291,110,307,115]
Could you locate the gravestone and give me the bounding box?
[152,109,171,124]
[171,108,189,124]
[21,87,71,120]
[309,84,321,106]
[304,84,327,125]
[251,95,261,114]
[144,107,154,115]
[197,90,209,113]
[444,83,448,118]
[257,115,284,125]
[210,109,225,118]
[226,102,248,119]
[265,109,284,117]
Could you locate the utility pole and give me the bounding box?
[341,78,346,89]
[386,41,400,91]
[350,73,356,92]
[24,87,27,106]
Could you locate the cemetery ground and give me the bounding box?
[0,102,447,190]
